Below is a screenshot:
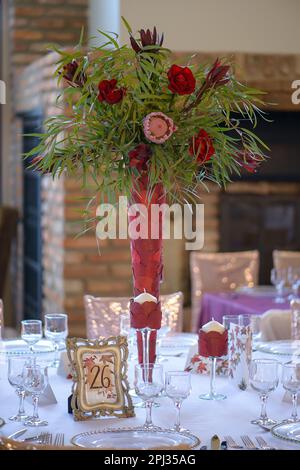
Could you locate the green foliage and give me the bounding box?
[25,25,269,204]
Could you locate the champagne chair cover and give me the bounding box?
[273,250,300,270]
[190,250,260,333]
[84,292,184,339]
[260,309,292,341]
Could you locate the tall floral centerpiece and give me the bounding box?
[28,20,267,365]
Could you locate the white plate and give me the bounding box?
[256,340,300,356]
[71,427,200,450]
[272,422,300,445]
[161,333,198,349]
[0,338,65,356]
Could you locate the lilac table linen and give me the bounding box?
[198,292,290,329]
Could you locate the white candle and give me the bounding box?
[134,292,157,304]
[202,319,225,334]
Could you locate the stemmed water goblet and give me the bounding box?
[134,363,164,430]
[165,371,191,432]
[282,362,300,423]
[7,357,29,421]
[249,358,279,426]
[271,268,287,303]
[23,364,49,426]
[44,313,68,367]
[21,319,42,361]
[288,267,300,300]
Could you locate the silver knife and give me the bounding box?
[7,428,27,439]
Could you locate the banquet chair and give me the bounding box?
[190,250,260,332]
[260,309,292,341]
[273,250,300,270]
[84,291,184,339]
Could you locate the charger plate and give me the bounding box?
[71,427,200,450]
[255,340,300,356]
[0,339,65,356]
[271,422,300,445]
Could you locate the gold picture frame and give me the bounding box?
[66,336,135,421]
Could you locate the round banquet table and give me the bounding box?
[199,292,290,329]
[0,336,299,451]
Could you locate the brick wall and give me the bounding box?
[11,0,88,72]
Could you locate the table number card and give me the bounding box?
[228,324,252,390]
[67,336,134,421]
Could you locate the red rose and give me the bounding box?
[167,64,196,95]
[128,143,152,172]
[97,79,126,105]
[189,129,215,163]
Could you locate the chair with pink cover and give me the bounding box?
[273,250,300,270]
[84,292,184,339]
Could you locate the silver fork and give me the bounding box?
[224,435,243,449]
[241,435,258,450]
[42,433,52,445]
[256,436,277,450]
[54,433,64,447]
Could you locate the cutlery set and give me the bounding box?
[7,429,65,446]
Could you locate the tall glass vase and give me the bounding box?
[129,175,165,365]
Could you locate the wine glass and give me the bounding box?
[21,319,42,359]
[249,358,279,426]
[165,371,191,432]
[134,363,164,430]
[282,362,300,423]
[249,315,262,345]
[199,355,227,401]
[288,267,300,300]
[7,357,29,421]
[23,364,49,426]
[44,314,68,367]
[271,268,287,303]
[222,315,239,330]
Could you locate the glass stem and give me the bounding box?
[174,400,182,431]
[291,393,298,421]
[260,394,268,421]
[210,357,217,397]
[32,394,40,419]
[18,389,26,415]
[145,400,153,428]
[54,342,59,364]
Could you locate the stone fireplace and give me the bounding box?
[16,51,300,335]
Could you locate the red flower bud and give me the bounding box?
[128,143,152,172]
[206,58,230,88]
[234,150,264,173]
[62,60,86,87]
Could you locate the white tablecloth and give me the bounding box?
[0,337,299,450]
